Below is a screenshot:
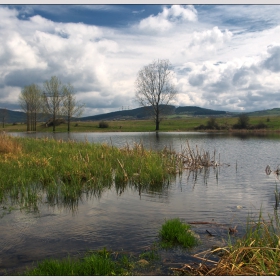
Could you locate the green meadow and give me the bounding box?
[2,115,280,133]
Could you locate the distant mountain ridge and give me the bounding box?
[80,105,228,121]
[1,106,280,123]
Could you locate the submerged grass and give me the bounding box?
[0,135,217,210]
[0,135,181,209]
[159,218,199,248]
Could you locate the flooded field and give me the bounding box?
[1,132,280,275]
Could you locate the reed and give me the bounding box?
[0,137,217,210]
[0,133,22,156]
[0,137,178,209]
[177,211,280,276]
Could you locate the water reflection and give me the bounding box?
[2,131,280,275]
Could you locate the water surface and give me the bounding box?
[1,131,280,274]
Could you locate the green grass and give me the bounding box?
[159,218,199,248]
[3,115,280,133]
[24,249,131,276]
[0,135,178,209]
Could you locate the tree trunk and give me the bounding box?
[53,112,56,132]
[156,120,159,130]
[67,115,70,132]
[155,104,160,130]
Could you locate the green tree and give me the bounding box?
[206,116,219,129]
[236,114,250,129]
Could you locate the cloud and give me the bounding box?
[132,9,145,14]
[138,5,197,33]
[2,5,280,116]
[262,45,280,72]
[188,26,232,51]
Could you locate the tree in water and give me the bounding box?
[19,84,42,131]
[135,59,177,130]
[62,83,84,132]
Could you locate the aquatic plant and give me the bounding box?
[0,137,179,209]
[24,248,131,276]
[159,218,199,248]
[174,211,280,276]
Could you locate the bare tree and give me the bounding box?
[135,59,177,130]
[19,84,42,131]
[0,108,8,128]
[62,83,84,132]
[42,76,65,132]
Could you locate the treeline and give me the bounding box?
[196,114,268,130]
[19,76,84,132]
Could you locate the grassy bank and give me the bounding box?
[2,115,280,133]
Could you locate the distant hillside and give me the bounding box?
[175,106,227,116]
[80,105,228,121]
[3,106,280,124]
[80,105,175,121]
[247,108,280,116]
[0,108,26,124]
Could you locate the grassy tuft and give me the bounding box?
[159,218,199,248]
[24,249,130,276]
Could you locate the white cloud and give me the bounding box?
[2,5,280,115]
[138,5,197,33]
[188,26,232,52]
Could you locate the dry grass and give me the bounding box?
[173,213,280,276]
[172,140,221,174]
[0,132,22,155]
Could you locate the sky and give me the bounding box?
[1,4,280,116]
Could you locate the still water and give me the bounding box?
[1,131,280,274]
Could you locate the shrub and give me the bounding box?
[206,117,220,129]
[254,122,268,129]
[233,114,250,129]
[98,121,109,128]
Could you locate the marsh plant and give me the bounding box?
[0,135,179,209]
[0,135,218,211]
[179,212,280,276]
[159,218,199,248]
[24,248,131,276]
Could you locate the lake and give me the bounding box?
[1,131,280,274]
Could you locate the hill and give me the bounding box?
[80,105,175,121]
[3,106,280,124]
[0,108,26,124]
[80,105,229,121]
[175,106,227,116]
[247,108,280,117]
